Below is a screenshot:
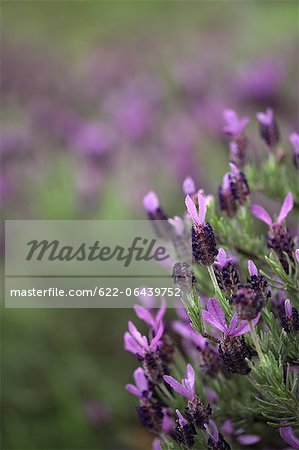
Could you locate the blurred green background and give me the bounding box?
[1,1,298,449]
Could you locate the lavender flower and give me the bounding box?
[221,419,260,446]
[228,162,250,206]
[213,248,240,294]
[172,321,221,377]
[279,423,299,450]
[281,299,299,334]
[289,132,299,169]
[256,107,280,148]
[223,109,249,137]
[124,321,166,383]
[251,192,295,272]
[164,364,211,428]
[205,420,231,450]
[203,298,259,374]
[247,260,271,307]
[126,367,150,399]
[185,192,218,265]
[174,409,197,448]
[223,109,249,167]
[218,173,237,217]
[230,285,262,321]
[143,191,173,240]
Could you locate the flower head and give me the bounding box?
[223,109,249,136]
[290,132,299,154]
[256,107,273,126]
[168,216,185,236]
[126,367,149,398]
[124,320,164,356]
[185,192,207,226]
[164,363,195,400]
[202,298,260,337]
[251,192,293,227]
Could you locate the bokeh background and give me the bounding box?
[1,1,298,449]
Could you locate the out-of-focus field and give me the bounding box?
[1,1,298,449]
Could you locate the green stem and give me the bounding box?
[249,321,264,362]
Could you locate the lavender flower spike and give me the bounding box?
[124,320,164,356]
[143,191,159,213]
[279,423,299,450]
[251,193,295,272]
[126,367,149,398]
[256,107,280,147]
[281,298,299,333]
[164,363,195,400]
[248,260,258,276]
[186,193,218,265]
[175,409,196,448]
[223,109,249,136]
[205,420,231,450]
[290,132,299,168]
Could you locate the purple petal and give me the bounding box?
[205,420,219,444]
[133,367,148,392]
[185,195,200,225]
[183,177,196,195]
[134,305,154,327]
[155,297,167,326]
[248,260,258,276]
[277,192,293,224]
[162,409,173,434]
[280,425,299,449]
[284,299,292,318]
[215,248,228,268]
[152,438,162,450]
[164,376,188,397]
[207,298,227,330]
[143,191,159,213]
[197,192,207,225]
[123,332,143,354]
[125,383,141,398]
[229,162,240,177]
[184,364,195,397]
[296,249,299,263]
[202,311,227,334]
[128,321,148,348]
[150,320,164,348]
[233,313,261,337]
[222,173,231,191]
[222,420,234,435]
[176,409,187,427]
[251,204,272,226]
[237,434,261,445]
[290,132,299,154]
[256,108,273,125]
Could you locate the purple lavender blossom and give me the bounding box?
[185,193,218,265]
[213,248,240,294]
[256,107,280,147]
[205,420,231,450]
[289,132,299,169]
[221,420,260,446]
[281,299,299,333]
[251,193,295,272]
[279,423,299,450]
[143,191,173,240]
[203,298,259,375]
[223,109,249,136]
[124,320,164,357]
[126,367,149,398]
[164,364,195,400]
[175,409,197,448]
